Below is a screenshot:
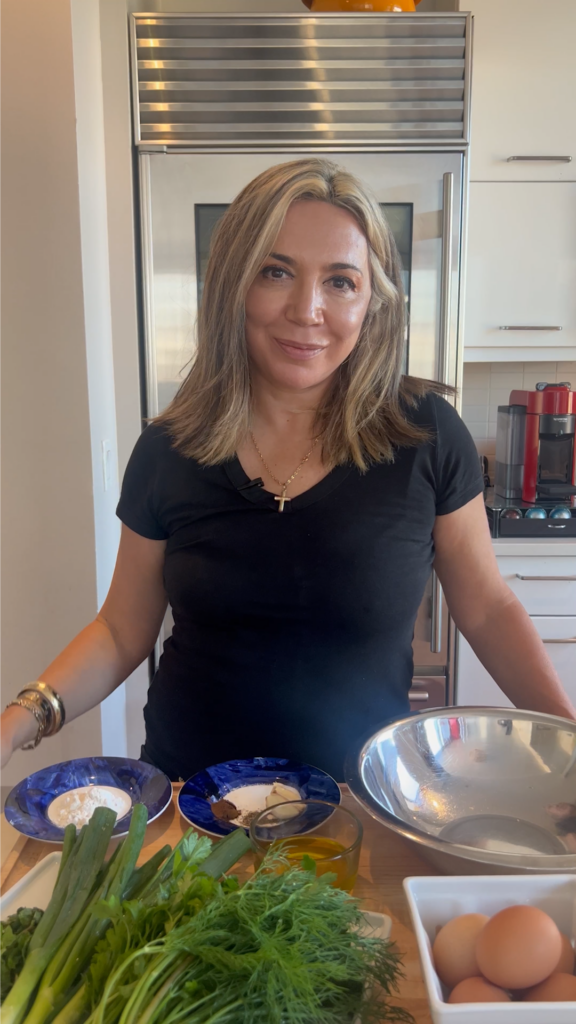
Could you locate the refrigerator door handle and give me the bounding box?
[438,171,454,386]
[409,675,447,710]
[430,570,443,654]
[516,574,576,581]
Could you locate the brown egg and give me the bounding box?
[556,933,575,975]
[475,905,562,990]
[432,913,489,989]
[448,978,511,1003]
[523,973,576,1001]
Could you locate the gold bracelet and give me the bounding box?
[19,681,65,736]
[6,696,47,749]
[18,689,55,735]
[18,688,56,736]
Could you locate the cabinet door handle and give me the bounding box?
[516,574,576,581]
[430,571,443,654]
[478,343,573,348]
[506,155,572,163]
[408,690,430,701]
[499,326,563,331]
[437,171,453,386]
[542,638,576,644]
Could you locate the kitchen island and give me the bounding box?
[1,785,437,1024]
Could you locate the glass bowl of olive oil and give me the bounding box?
[250,800,363,891]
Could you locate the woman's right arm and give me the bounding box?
[1,525,168,767]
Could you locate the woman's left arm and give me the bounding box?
[433,493,576,720]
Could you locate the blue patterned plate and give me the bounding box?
[178,757,340,838]
[5,757,172,843]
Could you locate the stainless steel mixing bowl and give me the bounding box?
[345,707,576,874]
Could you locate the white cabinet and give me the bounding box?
[455,554,576,710]
[457,618,576,710]
[457,634,512,709]
[496,557,576,616]
[463,0,576,182]
[464,182,576,362]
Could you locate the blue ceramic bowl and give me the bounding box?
[5,757,172,842]
[178,757,340,837]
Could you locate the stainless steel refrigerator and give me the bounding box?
[131,10,473,710]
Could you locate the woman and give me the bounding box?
[2,159,574,780]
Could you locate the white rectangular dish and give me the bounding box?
[404,874,576,1024]
[0,854,62,918]
[358,910,391,940]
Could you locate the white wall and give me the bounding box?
[70,0,127,756]
[1,0,151,783]
[99,1,144,477]
[1,0,104,784]
[99,0,150,758]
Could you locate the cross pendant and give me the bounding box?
[274,492,291,512]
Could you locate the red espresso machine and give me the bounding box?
[510,383,576,503]
[489,382,576,537]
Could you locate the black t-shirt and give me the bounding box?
[117,393,483,781]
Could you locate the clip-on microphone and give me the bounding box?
[237,477,265,492]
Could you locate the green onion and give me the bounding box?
[2,809,117,1024]
[192,828,250,881]
[22,805,149,1024]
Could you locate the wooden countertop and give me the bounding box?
[1,785,437,1023]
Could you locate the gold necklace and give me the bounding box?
[250,432,321,512]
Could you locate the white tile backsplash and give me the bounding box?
[462,364,490,386]
[461,404,489,422]
[523,363,558,373]
[488,374,518,393]
[462,387,488,406]
[487,363,521,373]
[489,387,515,407]
[522,372,551,392]
[466,422,490,441]
[461,361,576,478]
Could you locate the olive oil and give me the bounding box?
[255,835,358,891]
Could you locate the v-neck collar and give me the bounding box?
[224,456,353,512]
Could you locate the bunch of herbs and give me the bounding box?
[92,857,414,1024]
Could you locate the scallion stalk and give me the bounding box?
[1,809,117,1024]
[22,805,148,1024]
[197,828,251,880]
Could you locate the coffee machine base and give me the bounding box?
[485,489,576,538]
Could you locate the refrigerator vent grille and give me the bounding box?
[131,14,470,149]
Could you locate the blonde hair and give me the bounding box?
[156,158,448,470]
